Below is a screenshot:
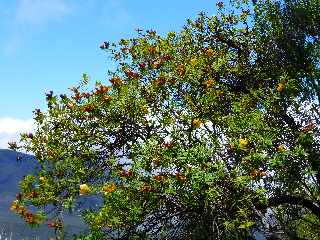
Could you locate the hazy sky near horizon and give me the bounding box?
[0,0,216,148]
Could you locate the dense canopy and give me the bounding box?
[10,0,320,239]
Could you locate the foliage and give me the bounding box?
[9,0,320,239]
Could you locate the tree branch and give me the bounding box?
[256,195,320,218]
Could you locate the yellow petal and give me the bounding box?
[277,83,285,92]
[192,119,202,128]
[239,138,249,148]
[79,184,91,195]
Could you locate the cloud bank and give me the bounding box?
[0,118,34,149]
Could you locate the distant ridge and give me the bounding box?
[0,149,54,239]
[0,149,39,190]
[0,149,86,239]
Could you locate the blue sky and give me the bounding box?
[0,0,216,147]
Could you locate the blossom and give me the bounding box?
[192,118,202,128]
[102,183,116,195]
[151,60,161,69]
[204,79,215,88]
[110,76,123,86]
[277,83,285,92]
[140,184,153,193]
[120,170,133,178]
[67,102,74,109]
[216,2,224,9]
[177,64,186,76]
[259,171,267,177]
[239,138,249,148]
[140,106,150,115]
[277,144,286,152]
[95,85,111,95]
[154,175,165,182]
[39,176,46,182]
[154,76,166,86]
[206,48,215,57]
[79,184,91,195]
[190,58,198,67]
[100,41,109,50]
[250,169,267,178]
[250,169,259,178]
[176,173,187,182]
[10,200,19,211]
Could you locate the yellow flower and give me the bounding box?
[177,64,186,77]
[67,102,74,109]
[79,184,91,195]
[39,176,46,182]
[10,200,19,212]
[192,118,202,128]
[204,79,215,88]
[102,183,116,195]
[277,83,285,92]
[16,205,27,215]
[206,48,215,57]
[239,138,249,148]
[140,106,149,115]
[190,58,197,67]
[277,144,286,152]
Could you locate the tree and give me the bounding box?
[10,0,320,239]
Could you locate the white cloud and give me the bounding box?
[0,118,34,134]
[0,118,34,149]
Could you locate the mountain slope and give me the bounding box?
[0,149,86,239]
